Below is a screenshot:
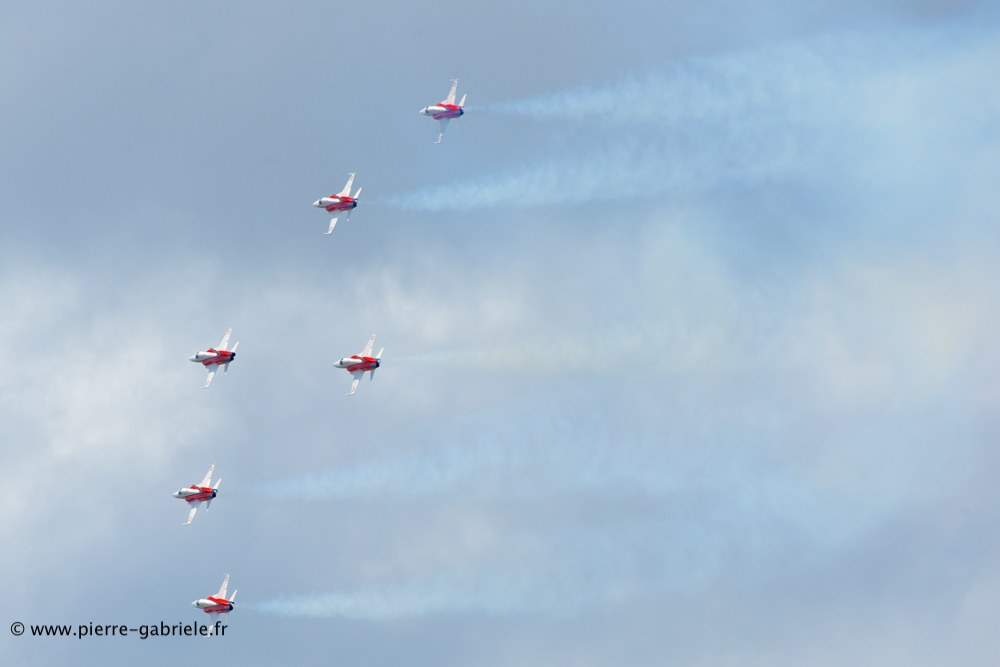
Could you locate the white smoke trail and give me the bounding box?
[248,392,954,620]
[386,27,996,212]
[245,489,816,620]
[483,41,844,126]
[386,42,845,212]
[258,388,796,503]
[246,440,901,620]
[247,578,561,619]
[258,430,653,501]
[256,397,897,541]
[385,129,804,212]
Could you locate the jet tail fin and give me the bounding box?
[229,589,238,603]
[458,93,466,108]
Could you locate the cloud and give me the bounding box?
[0,266,225,590]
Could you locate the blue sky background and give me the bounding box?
[3,1,1000,665]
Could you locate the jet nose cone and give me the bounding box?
[189,355,198,362]
[313,200,321,207]
[191,601,199,607]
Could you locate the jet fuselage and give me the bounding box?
[189,349,235,367]
[421,103,464,120]
[313,196,357,213]
[192,597,233,614]
[336,355,380,372]
[173,486,217,503]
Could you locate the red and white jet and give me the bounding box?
[192,573,237,634]
[313,173,362,235]
[420,79,466,143]
[173,465,221,526]
[336,333,383,395]
[189,328,239,388]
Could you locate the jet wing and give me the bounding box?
[337,173,356,197]
[217,574,230,599]
[184,505,198,526]
[436,118,450,144]
[217,328,233,352]
[360,334,376,358]
[203,366,217,389]
[199,465,215,488]
[445,79,458,105]
[326,216,339,235]
[349,373,362,396]
[208,612,228,635]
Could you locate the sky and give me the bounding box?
[2,1,1000,665]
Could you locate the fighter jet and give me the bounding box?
[420,79,466,143]
[190,328,238,388]
[192,573,237,635]
[313,173,362,235]
[335,333,383,395]
[173,465,221,526]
